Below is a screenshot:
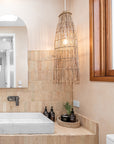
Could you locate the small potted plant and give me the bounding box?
[61,102,72,122]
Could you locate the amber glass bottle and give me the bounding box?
[70,108,76,122]
[43,106,49,118]
[49,106,55,122]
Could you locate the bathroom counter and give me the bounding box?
[0,122,94,136]
[54,122,94,135]
[0,114,98,144]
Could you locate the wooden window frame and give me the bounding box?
[90,0,114,82]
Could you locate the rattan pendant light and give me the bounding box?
[54,0,79,84]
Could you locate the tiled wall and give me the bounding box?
[0,51,72,116]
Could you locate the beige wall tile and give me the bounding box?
[0,51,72,115]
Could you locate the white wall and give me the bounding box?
[0,0,64,50]
[71,0,114,144]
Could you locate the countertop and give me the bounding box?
[0,122,94,136]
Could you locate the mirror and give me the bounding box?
[0,15,28,88]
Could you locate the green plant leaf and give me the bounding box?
[64,102,72,115]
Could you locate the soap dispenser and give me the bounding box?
[43,106,49,118]
[70,108,76,122]
[49,106,55,122]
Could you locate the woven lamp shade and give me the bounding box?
[54,11,79,84]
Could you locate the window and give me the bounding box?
[90,0,114,81]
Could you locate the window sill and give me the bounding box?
[90,76,114,82]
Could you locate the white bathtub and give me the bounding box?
[0,113,54,134]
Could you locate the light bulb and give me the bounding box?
[63,39,68,45]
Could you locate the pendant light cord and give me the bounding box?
[64,0,67,11]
